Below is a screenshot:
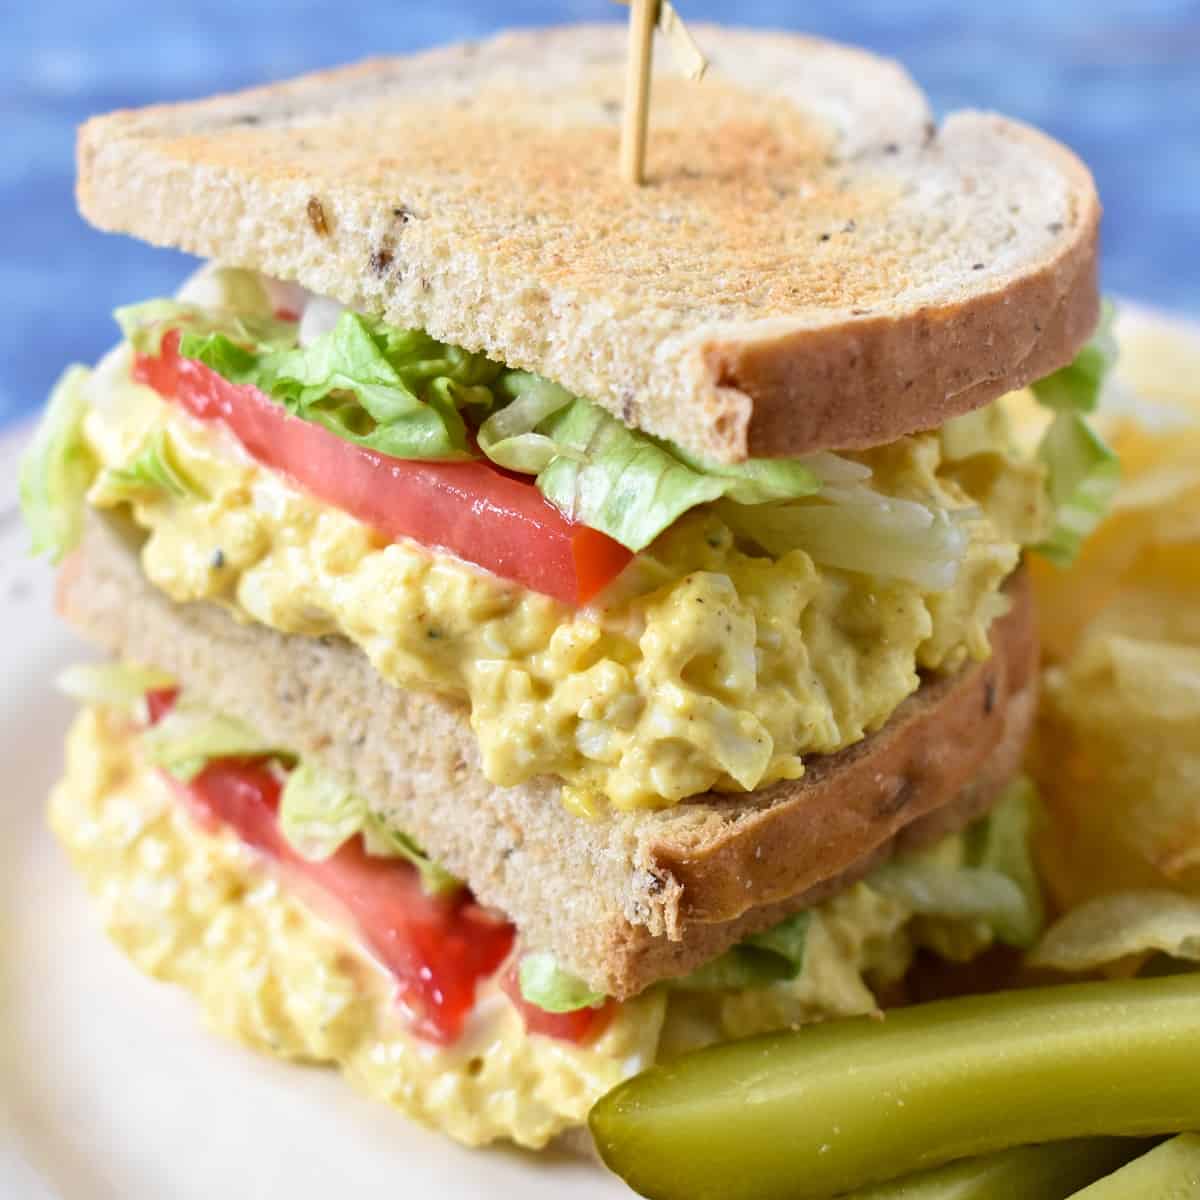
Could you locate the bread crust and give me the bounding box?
[75,24,1100,462]
[59,514,1035,997]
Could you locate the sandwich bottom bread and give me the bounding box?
[49,525,1044,1150]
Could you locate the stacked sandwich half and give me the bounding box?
[23,26,1117,1150]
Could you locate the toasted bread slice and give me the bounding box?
[76,24,1099,463]
[58,514,1036,998]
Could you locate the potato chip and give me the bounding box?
[1033,635,1200,909]
[1029,890,1200,974]
[1029,417,1200,662]
[1027,313,1200,912]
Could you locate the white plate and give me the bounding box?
[2,303,1196,1198]
[0,427,623,1199]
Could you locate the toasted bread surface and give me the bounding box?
[58,515,1035,996]
[77,24,1099,462]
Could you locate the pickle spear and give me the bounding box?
[1064,1134,1200,1198]
[589,975,1200,1200]
[849,1140,1153,1199]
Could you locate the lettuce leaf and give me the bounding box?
[92,427,207,505]
[116,277,296,359]
[476,372,579,473]
[18,365,96,562]
[278,761,366,860]
[180,311,501,462]
[56,662,175,712]
[359,821,462,897]
[278,761,460,895]
[116,287,908,556]
[1031,301,1118,414]
[669,912,812,991]
[535,399,732,552]
[720,491,968,592]
[870,861,1029,941]
[666,445,823,506]
[518,952,607,1013]
[1029,305,1122,566]
[483,374,821,551]
[964,775,1046,945]
[1033,412,1121,567]
[141,701,288,783]
[870,778,1045,949]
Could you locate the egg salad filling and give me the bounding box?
[51,695,1044,1149]
[48,350,1042,813]
[21,269,1122,811]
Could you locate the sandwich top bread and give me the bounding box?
[76,24,1100,464]
[22,22,1122,1153]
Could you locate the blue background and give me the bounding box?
[4,0,1198,430]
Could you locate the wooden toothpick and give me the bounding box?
[617,1,709,185]
[620,0,658,185]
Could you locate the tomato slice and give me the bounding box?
[498,960,616,1044]
[176,754,514,1044]
[133,332,632,605]
[144,686,180,725]
[145,690,605,1045]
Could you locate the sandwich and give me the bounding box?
[21,24,1117,1153]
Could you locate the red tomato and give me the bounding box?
[144,687,179,725]
[498,960,616,1044]
[133,332,632,605]
[146,689,606,1046]
[178,756,514,1045]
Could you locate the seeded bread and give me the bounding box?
[58,514,1036,998]
[76,24,1099,463]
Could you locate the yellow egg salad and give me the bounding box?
[66,303,1047,812]
[51,701,1034,1148]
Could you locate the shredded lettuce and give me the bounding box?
[1029,305,1122,565]
[963,775,1045,945]
[92,427,207,504]
[180,311,500,462]
[518,909,812,1010]
[1029,891,1200,974]
[56,662,175,711]
[667,445,823,506]
[870,778,1045,949]
[476,372,580,473]
[1033,412,1121,566]
[535,399,731,552]
[116,266,297,360]
[518,952,608,1013]
[278,761,366,860]
[940,403,1016,463]
[278,761,460,895]
[1031,302,1118,415]
[141,701,287,783]
[129,276,1113,568]
[721,490,968,592]
[18,365,96,562]
[870,860,1029,941]
[116,299,297,358]
[483,374,821,551]
[360,822,462,897]
[118,290,824,554]
[670,912,812,992]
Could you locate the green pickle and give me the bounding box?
[589,976,1200,1200]
[1065,1135,1200,1198]
[848,1140,1153,1199]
